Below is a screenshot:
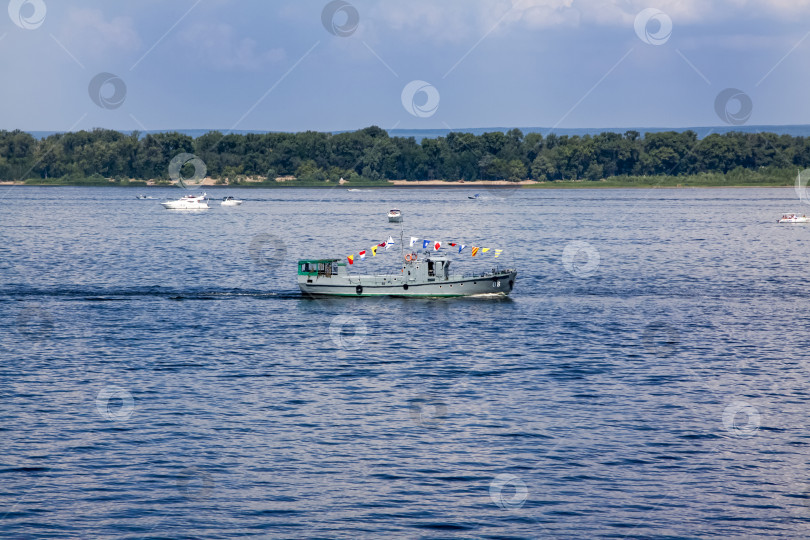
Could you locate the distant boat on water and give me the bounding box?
[221,196,243,206]
[468,193,479,199]
[161,193,210,210]
[777,212,810,223]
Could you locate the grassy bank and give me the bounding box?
[525,168,796,189]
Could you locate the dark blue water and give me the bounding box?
[2,186,810,538]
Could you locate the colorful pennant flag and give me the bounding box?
[345,235,500,262]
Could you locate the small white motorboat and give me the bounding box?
[388,209,402,222]
[221,196,243,206]
[777,213,810,223]
[161,193,210,210]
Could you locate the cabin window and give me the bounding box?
[318,263,325,272]
[427,261,435,277]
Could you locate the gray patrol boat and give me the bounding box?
[297,251,516,297]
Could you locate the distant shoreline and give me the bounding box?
[1,179,795,189]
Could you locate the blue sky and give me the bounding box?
[1,0,808,132]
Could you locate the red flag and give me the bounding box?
[347,255,354,265]
[434,241,441,251]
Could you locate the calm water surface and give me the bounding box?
[2,186,810,538]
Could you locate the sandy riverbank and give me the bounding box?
[387,179,535,186]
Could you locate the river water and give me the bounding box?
[1,186,810,538]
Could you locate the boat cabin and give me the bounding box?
[403,254,451,281]
[298,259,343,277]
[425,257,449,279]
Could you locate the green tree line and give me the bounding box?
[1,126,809,183]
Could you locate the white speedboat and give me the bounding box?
[221,196,243,206]
[777,213,810,223]
[161,193,210,210]
[388,209,402,222]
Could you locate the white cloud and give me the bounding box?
[369,2,478,44]
[371,0,810,39]
[180,23,286,71]
[61,8,141,56]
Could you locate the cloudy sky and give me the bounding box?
[1,0,808,132]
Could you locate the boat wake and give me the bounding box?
[0,286,303,301]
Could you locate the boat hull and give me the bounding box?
[161,203,210,209]
[299,270,516,297]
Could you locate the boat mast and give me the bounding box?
[399,214,405,266]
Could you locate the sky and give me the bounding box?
[0,0,809,133]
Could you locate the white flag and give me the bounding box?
[386,236,395,249]
[410,237,419,247]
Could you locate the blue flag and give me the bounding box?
[422,240,430,249]
[458,244,466,253]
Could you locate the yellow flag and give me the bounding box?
[471,246,479,257]
[371,245,378,257]
[494,249,503,258]
[482,248,490,253]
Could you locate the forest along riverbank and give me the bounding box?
[1,127,808,188]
